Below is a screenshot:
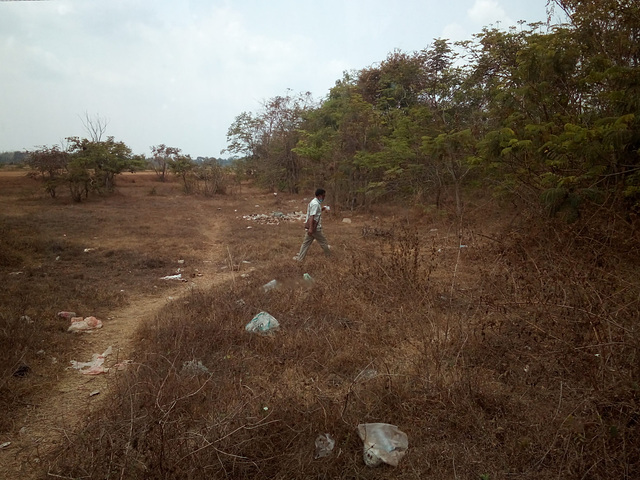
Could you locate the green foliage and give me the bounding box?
[27,137,140,201]
[223,3,639,220]
[225,91,316,193]
[168,154,195,192]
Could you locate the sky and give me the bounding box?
[0,0,563,159]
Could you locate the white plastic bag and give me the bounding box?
[262,279,279,292]
[314,433,335,459]
[70,346,113,375]
[245,312,280,334]
[357,423,408,467]
[67,316,103,333]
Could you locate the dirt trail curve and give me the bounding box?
[1,204,236,480]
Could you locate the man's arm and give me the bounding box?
[307,217,318,235]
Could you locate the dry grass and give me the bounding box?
[2,171,639,479]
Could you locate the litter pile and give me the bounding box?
[242,211,306,225]
[67,316,103,333]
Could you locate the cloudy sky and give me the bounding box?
[0,0,561,158]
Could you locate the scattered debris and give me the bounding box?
[112,360,133,371]
[181,359,210,376]
[245,311,280,334]
[355,368,378,382]
[303,273,314,284]
[358,423,408,467]
[342,218,352,223]
[83,248,95,253]
[68,316,103,333]
[89,390,100,397]
[160,273,186,281]
[243,211,306,225]
[20,315,33,324]
[0,442,11,450]
[314,433,335,459]
[57,311,77,319]
[9,271,24,276]
[263,279,279,292]
[70,346,113,375]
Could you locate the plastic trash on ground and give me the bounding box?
[181,359,210,376]
[357,423,408,467]
[245,311,280,334]
[70,346,113,375]
[263,279,279,292]
[160,273,183,281]
[57,311,77,319]
[314,433,335,459]
[68,316,103,333]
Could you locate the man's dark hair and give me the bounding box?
[315,188,326,197]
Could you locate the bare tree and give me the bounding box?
[81,112,109,142]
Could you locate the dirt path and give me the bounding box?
[1,203,237,479]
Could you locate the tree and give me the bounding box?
[150,144,181,182]
[168,154,195,193]
[422,129,475,216]
[26,145,69,198]
[81,112,109,142]
[225,91,316,193]
[67,136,142,194]
[194,159,227,196]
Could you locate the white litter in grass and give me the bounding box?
[70,346,113,375]
[160,273,183,280]
[67,316,103,333]
[243,211,306,225]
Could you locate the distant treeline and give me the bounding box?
[0,151,28,165]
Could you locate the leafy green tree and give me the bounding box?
[67,136,142,193]
[168,154,195,193]
[295,76,384,207]
[28,137,142,202]
[225,91,316,193]
[26,145,69,198]
[150,144,181,182]
[422,129,475,216]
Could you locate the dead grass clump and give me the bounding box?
[459,216,640,478]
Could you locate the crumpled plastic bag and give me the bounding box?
[245,311,280,334]
[68,316,103,333]
[314,433,335,459]
[70,346,113,375]
[357,423,408,467]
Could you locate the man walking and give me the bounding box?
[295,188,331,261]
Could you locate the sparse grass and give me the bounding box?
[2,171,639,479]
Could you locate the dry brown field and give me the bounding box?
[1,169,638,479]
